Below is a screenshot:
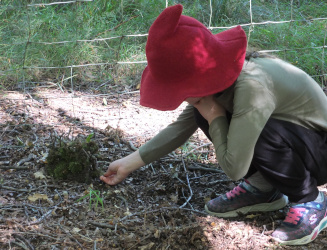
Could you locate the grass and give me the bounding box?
[0,0,326,90]
[76,187,104,210]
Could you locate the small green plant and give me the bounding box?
[76,188,104,210]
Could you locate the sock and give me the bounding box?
[314,192,324,203]
[246,171,274,192]
[290,192,323,206]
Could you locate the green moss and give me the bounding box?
[45,135,99,183]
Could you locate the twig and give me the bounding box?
[120,138,138,151]
[161,213,167,227]
[187,164,223,173]
[28,208,54,225]
[16,154,34,166]
[12,231,58,241]
[184,142,212,157]
[0,184,60,193]
[127,234,152,250]
[13,234,35,250]
[87,221,115,229]
[0,165,29,170]
[11,241,29,250]
[126,223,201,250]
[95,15,139,38]
[0,185,30,192]
[59,225,84,248]
[179,155,193,209]
[117,195,128,209]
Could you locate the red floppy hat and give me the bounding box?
[140,4,247,111]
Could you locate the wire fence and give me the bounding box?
[0,0,327,148]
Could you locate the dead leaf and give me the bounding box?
[245,214,260,219]
[122,100,131,108]
[63,191,69,200]
[154,230,160,238]
[138,242,155,250]
[169,194,178,203]
[39,152,48,163]
[72,227,82,234]
[124,210,132,216]
[28,193,49,202]
[34,171,46,180]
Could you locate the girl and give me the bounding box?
[100,4,327,246]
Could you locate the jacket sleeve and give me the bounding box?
[209,79,276,180]
[139,104,199,164]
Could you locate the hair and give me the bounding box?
[245,51,276,60]
[216,51,278,95]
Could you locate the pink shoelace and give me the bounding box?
[226,185,247,199]
[284,207,306,225]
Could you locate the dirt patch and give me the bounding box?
[1,88,327,249]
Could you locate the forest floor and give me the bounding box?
[1,86,327,249]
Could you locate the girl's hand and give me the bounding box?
[100,150,145,185]
[192,95,226,124]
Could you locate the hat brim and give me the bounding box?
[140,26,247,111]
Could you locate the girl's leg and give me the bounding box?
[249,118,327,245]
[195,109,327,245]
[252,118,327,203]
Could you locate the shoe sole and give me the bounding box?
[205,195,288,218]
[273,215,327,245]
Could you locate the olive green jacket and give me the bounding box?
[139,57,327,180]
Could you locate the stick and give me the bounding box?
[184,142,212,156]
[0,185,30,192]
[28,208,54,225]
[87,221,115,229]
[179,155,193,209]
[16,154,34,166]
[0,165,29,170]
[187,164,223,173]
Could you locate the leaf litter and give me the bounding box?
[0,88,326,249]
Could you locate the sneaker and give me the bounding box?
[205,180,288,218]
[272,192,327,245]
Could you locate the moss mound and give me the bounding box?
[45,134,99,183]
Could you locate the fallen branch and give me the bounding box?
[0,165,29,170]
[0,185,30,192]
